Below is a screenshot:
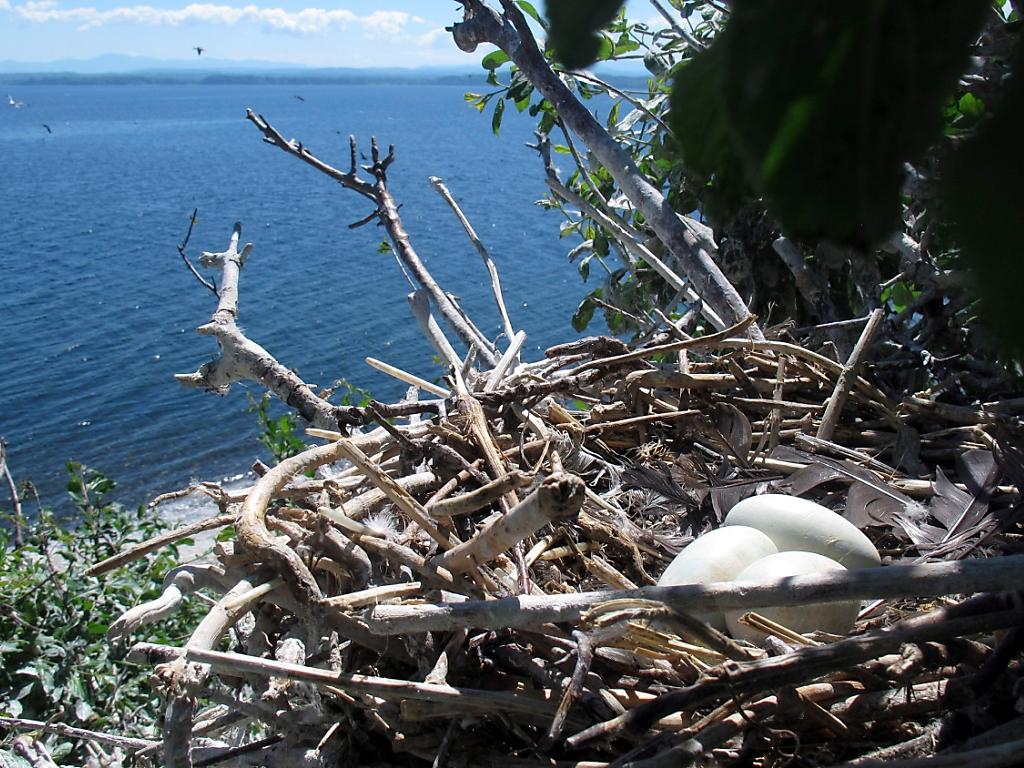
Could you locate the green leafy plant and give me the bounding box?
[0,462,204,764]
[247,391,307,462]
[470,0,1023,387]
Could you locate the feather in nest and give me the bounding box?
[771,445,1003,554]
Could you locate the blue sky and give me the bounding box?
[0,0,662,68]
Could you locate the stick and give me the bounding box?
[430,176,517,345]
[87,513,236,577]
[163,646,561,718]
[364,554,1024,635]
[817,308,885,441]
[408,288,462,370]
[435,473,586,575]
[485,330,527,391]
[829,738,1024,768]
[0,716,157,752]
[428,470,535,518]
[246,110,498,366]
[450,1,760,338]
[364,356,450,398]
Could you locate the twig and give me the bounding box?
[364,356,450,398]
[0,438,24,547]
[0,716,157,752]
[427,470,534,518]
[818,308,886,441]
[87,513,236,577]
[435,472,586,574]
[158,645,562,718]
[828,737,1024,768]
[246,109,498,366]
[430,176,516,345]
[176,208,218,295]
[647,0,705,50]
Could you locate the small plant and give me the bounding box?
[0,462,204,765]
[247,391,307,462]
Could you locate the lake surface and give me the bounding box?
[0,83,588,515]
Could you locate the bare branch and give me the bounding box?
[450,0,761,339]
[246,109,498,366]
[176,208,217,295]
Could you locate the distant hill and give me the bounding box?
[0,53,307,74]
[0,54,489,82]
[0,53,648,87]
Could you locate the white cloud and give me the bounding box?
[1,2,426,36]
[413,27,448,48]
[360,10,417,39]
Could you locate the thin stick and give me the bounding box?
[817,308,885,441]
[323,582,423,610]
[648,0,705,50]
[176,208,218,295]
[427,470,535,518]
[87,513,236,577]
[172,646,560,718]
[0,716,157,752]
[365,357,450,397]
[430,176,516,344]
[0,439,24,547]
[330,436,453,551]
[568,315,755,376]
[824,737,1024,768]
[485,330,527,391]
[408,288,462,370]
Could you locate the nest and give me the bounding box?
[70,107,1024,767]
[91,314,1024,768]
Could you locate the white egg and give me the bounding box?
[723,551,861,643]
[723,493,880,570]
[658,526,779,629]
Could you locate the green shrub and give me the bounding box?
[0,462,204,764]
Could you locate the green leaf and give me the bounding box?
[946,46,1024,355]
[720,0,988,245]
[546,0,625,70]
[491,97,505,136]
[572,294,598,332]
[596,33,615,62]
[957,91,985,121]
[481,50,510,70]
[516,0,547,29]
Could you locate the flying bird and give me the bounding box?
[7,95,25,108]
[293,95,305,102]
[41,124,52,134]
[194,46,204,56]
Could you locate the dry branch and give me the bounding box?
[450,0,761,338]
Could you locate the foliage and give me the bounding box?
[0,462,204,764]
[247,378,372,463]
[247,391,307,462]
[680,0,988,245]
[545,0,622,69]
[471,0,1023,392]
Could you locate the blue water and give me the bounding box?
[0,83,587,514]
